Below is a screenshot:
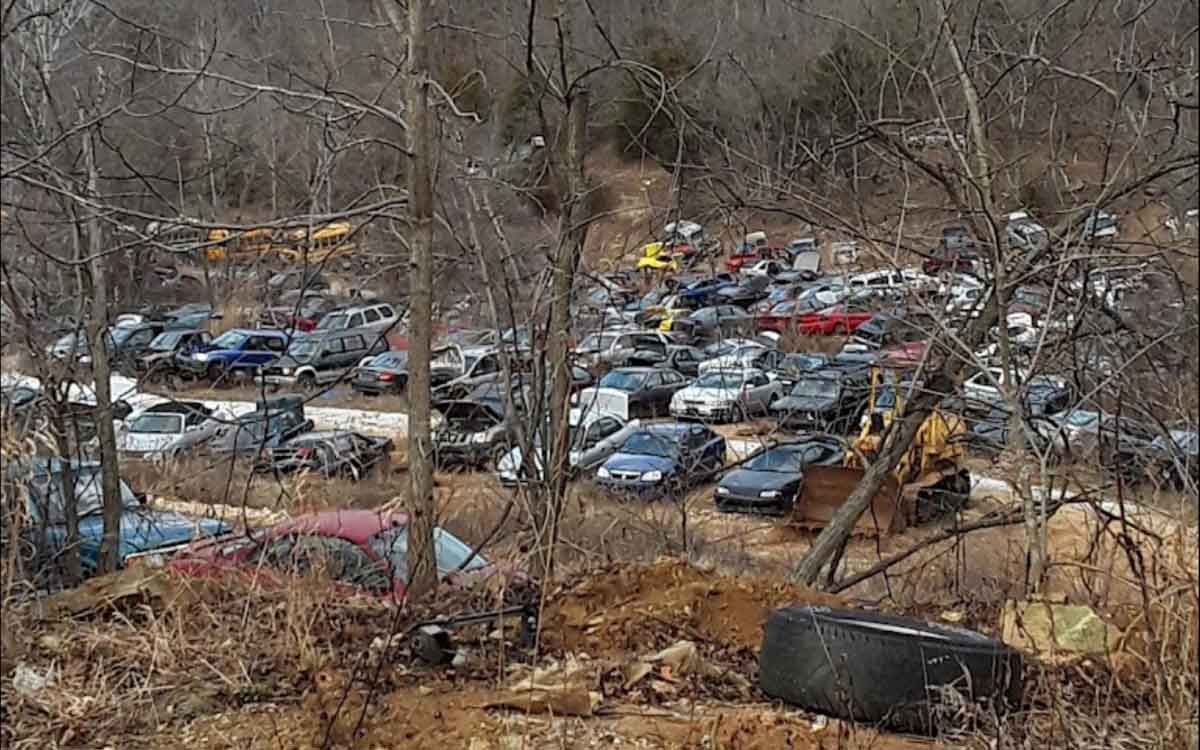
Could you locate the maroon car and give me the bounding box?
[167,510,509,600]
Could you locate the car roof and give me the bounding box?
[609,366,659,375]
[270,510,409,544]
[142,401,207,414]
[639,422,701,437]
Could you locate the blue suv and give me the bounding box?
[596,422,726,497]
[176,328,290,384]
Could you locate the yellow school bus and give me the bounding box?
[276,222,356,264]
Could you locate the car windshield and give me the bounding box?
[599,370,647,392]
[1064,410,1100,427]
[107,326,135,346]
[128,413,184,434]
[368,526,489,579]
[211,331,248,349]
[148,331,185,351]
[695,372,744,389]
[287,340,319,361]
[782,354,824,373]
[317,313,347,330]
[745,446,812,473]
[579,333,617,352]
[621,431,678,458]
[30,465,139,525]
[791,379,839,398]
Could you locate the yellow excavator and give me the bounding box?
[791,366,971,537]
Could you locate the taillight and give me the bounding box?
[296,447,315,458]
[378,372,395,381]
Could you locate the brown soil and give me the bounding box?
[541,558,842,658]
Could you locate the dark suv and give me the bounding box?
[771,369,871,434]
[258,328,388,389]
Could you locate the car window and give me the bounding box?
[257,534,391,593]
[379,305,395,319]
[362,308,381,324]
[348,313,365,328]
[126,329,156,347]
[474,355,499,376]
[265,337,286,352]
[341,335,366,352]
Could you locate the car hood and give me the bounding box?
[436,400,504,432]
[603,453,676,475]
[719,467,799,494]
[76,510,230,561]
[676,385,741,402]
[774,395,838,412]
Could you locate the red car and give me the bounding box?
[756,302,874,336]
[726,245,790,273]
[167,510,507,600]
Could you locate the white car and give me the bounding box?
[1006,211,1049,251]
[742,259,787,279]
[495,410,640,485]
[698,344,785,375]
[962,367,1064,406]
[670,368,783,422]
[846,268,937,300]
[1083,210,1119,242]
[116,401,230,462]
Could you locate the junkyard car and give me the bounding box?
[257,430,393,480]
[116,401,230,462]
[206,396,314,458]
[432,396,516,469]
[8,459,229,583]
[352,351,410,395]
[167,510,502,600]
[581,366,691,419]
[595,422,726,496]
[258,328,387,389]
[496,411,639,486]
[714,435,845,515]
[772,370,871,434]
[177,328,290,383]
[670,368,783,422]
[130,328,211,381]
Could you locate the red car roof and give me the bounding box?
[269,509,410,544]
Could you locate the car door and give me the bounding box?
[692,426,724,474]
[745,371,773,409]
[123,327,158,359]
[338,334,367,369]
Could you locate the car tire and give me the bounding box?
[297,372,317,390]
[206,362,225,387]
[759,606,1023,734]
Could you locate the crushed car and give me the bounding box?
[256,430,393,480]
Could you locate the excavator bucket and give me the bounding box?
[791,465,911,537]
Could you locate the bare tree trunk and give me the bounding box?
[540,87,590,580]
[82,128,123,575]
[399,0,438,599]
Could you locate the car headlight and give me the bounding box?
[597,466,611,479]
[193,352,209,362]
[471,432,489,444]
[280,368,292,376]
[759,490,781,498]
[641,470,662,482]
[716,486,730,495]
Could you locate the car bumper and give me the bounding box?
[671,403,735,421]
[434,442,493,467]
[352,381,395,395]
[175,358,210,375]
[259,374,299,387]
[596,477,670,497]
[714,491,790,515]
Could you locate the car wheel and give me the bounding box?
[206,362,225,387]
[297,372,317,390]
[759,605,1023,733]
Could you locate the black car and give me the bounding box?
[207,396,314,458]
[1,385,132,440]
[256,430,392,480]
[714,435,845,515]
[353,351,410,395]
[672,305,754,341]
[590,366,691,418]
[130,328,212,381]
[432,397,515,469]
[772,370,870,434]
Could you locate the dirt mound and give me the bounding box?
[541,559,842,658]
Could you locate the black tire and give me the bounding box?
[759,606,1022,734]
[206,362,225,386]
[297,371,317,390]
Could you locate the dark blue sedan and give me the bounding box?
[595,422,726,497]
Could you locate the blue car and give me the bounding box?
[175,327,291,383]
[595,422,726,497]
[16,459,230,582]
[678,274,738,307]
